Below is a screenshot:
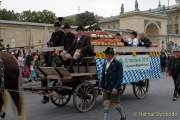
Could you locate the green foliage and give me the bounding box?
[61,18,76,25]
[19,10,55,23]
[0,9,19,20]
[76,11,98,26]
[0,9,56,24]
[0,9,98,26]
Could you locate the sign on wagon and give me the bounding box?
[116,55,150,71]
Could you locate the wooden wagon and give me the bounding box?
[24,48,99,112]
[23,46,161,112]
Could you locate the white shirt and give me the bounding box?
[105,59,114,72]
[128,38,139,46]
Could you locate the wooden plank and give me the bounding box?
[38,67,59,76]
[46,75,61,80]
[32,46,64,52]
[94,46,161,53]
[70,73,97,77]
[55,67,71,77]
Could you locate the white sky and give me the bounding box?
[1,0,176,17]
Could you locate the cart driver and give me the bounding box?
[48,18,65,47]
[101,47,126,120]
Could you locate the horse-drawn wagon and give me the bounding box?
[23,44,161,112]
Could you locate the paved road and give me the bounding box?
[5,73,180,120]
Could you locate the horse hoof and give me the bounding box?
[0,112,5,118]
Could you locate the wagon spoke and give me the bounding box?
[141,86,146,93]
[86,87,93,94]
[79,87,84,93]
[85,86,92,93]
[139,87,143,96]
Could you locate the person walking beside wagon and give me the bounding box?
[168,50,180,101]
[101,47,126,120]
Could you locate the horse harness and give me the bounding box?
[0,58,5,92]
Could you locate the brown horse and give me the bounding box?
[0,52,25,120]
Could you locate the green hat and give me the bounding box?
[104,47,114,55]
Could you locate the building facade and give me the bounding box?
[99,1,180,48]
[0,20,54,48]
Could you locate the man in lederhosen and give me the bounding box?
[101,47,126,120]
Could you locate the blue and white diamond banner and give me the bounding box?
[96,55,160,84]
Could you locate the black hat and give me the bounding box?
[115,33,121,36]
[104,47,114,55]
[76,26,84,31]
[57,17,64,22]
[131,31,137,37]
[54,22,61,27]
[63,23,71,29]
[95,27,102,31]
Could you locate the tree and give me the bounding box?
[19,10,56,23]
[18,10,32,22]
[61,18,76,25]
[0,9,19,21]
[76,11,98,26]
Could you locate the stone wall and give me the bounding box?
[0,23,54,48]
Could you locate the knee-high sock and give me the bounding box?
[116,106,126,118]
[104,109,109,120]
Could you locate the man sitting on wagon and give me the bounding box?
[115,33,128,46]
[60,26,94,72]
[127,31,139,46]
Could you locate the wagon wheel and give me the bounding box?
[132,79,149,99]
[73,81,98,112]
[51,82,71,107]
[119,84,126,95]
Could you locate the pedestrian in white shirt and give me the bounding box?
[128,31,139,46]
